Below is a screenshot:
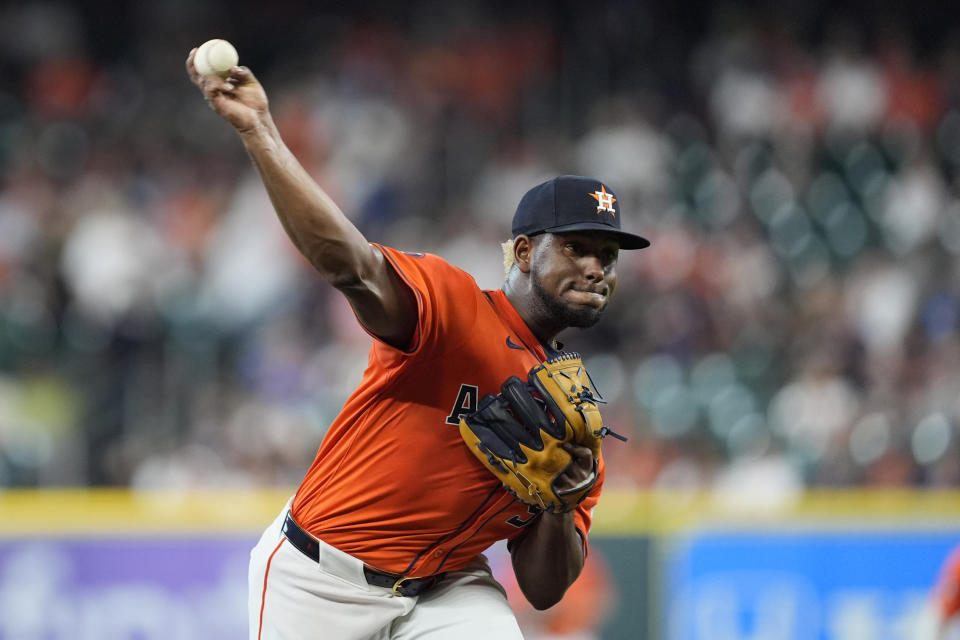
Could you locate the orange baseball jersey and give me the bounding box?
[936,545,960,619]
[290,244,603,577]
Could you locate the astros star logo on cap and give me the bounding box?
[589,185,617,215]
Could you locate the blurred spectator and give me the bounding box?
[0,0,958,491]
[930,544,960,640]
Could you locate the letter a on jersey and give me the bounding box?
[445,384,479,425]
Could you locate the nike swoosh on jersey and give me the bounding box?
[505,336,524,350]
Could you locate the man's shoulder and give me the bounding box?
[377,244,480,287]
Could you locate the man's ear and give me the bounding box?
[513,235,534,274]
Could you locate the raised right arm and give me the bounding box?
[186,49,416,348]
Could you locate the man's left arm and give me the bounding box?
[509,442,596,610]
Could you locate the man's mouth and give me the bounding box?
[565,288,607,308]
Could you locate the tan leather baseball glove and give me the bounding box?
[459,353,625,513]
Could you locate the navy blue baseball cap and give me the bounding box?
[511,175,651,250]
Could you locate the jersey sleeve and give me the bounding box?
[366,244,480,359]
[506,452,605,557]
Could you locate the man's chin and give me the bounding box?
[530,274,606,329]
[563,304,604,328]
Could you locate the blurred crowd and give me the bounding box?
[1,0,959,498]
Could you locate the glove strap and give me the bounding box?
[512,470,547,510]
[594,425,628,442]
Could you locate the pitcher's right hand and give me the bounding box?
[186,48,269,135]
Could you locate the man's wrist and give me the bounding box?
[540,508,576,524]
[237,114,277,146]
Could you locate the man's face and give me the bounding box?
[528,231,620,329]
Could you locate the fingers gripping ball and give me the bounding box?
[459,353,626,513]
[194,39,239,77]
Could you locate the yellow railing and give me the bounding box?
[0,488,292,535]
[596,488,960,535]
[2,488,960,536]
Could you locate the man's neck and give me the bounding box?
[501,280,560,347]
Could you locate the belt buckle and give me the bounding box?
[391,575,415,596]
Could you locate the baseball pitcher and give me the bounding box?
[187,47,650,640]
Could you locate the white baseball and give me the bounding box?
[194,39,239,77]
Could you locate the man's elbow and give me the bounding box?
[302,238,374,288]
[529,596,561,611]
[523,585,568,611]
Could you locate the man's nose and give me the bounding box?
[581,255,604,281]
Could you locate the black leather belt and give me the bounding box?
[281,512,442,597]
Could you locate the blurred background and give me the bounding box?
[1,0,960,638]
